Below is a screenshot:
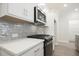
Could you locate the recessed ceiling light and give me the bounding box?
[43,9,48,12]
[64,4,68,7]
[38,3,46,6]
[74,8,78,11]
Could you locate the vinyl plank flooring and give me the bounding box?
[53,43,79,56]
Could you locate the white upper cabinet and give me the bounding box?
[0,3,38,23]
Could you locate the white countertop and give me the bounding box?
[0,38,44,56]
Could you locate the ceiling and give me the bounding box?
[46,3,79,12]
[46,3,64,12]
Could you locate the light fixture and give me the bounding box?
[74,8,78,11]
[64,4,68,7]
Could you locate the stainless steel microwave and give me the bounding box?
[34,6,46,25]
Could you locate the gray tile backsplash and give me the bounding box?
[0,19,46,42]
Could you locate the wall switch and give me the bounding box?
[12,33,18,37]
[24,8,28,16]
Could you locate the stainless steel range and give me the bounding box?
[27,34,53,56]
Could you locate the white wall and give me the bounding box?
[46,11,58,33]
[45,10,59,44]
[45,12,54,35]
[58,10,79,43]
[58,13,70,43]
[69,11,79,41]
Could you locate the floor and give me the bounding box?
[53,42,79,56]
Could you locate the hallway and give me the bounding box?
[53,42,79,56]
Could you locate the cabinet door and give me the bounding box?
[21,49,34,56]
[8,3,37,22]
[8,3,24,18]
[23,3,37,22]
[34,48,43,56]
[21,42,44,56]
[33,43,44,56]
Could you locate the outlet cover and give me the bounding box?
[12,33,18,37]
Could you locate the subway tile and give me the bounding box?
[0,19,46,42]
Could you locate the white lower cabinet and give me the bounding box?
[0,50,10,56]
[21,43,44,56]
[34,48,43,56]
[0,42,44,56]
[21,48,34,56]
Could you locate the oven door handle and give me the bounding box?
[46,41,52,45]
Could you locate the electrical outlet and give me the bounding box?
[12,33,18,37]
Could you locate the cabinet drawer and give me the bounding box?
[34,48,43,56]
[33,42,43,51]
[21,42,44,56]
[32,42,43,56]
[21,48,34,56]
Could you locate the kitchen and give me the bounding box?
[0,3,56,56]
[0,3,79,56]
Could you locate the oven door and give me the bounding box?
[44,40,53,56]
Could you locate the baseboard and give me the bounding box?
[57,40,69,43]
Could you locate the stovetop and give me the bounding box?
[27,34,53,42]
